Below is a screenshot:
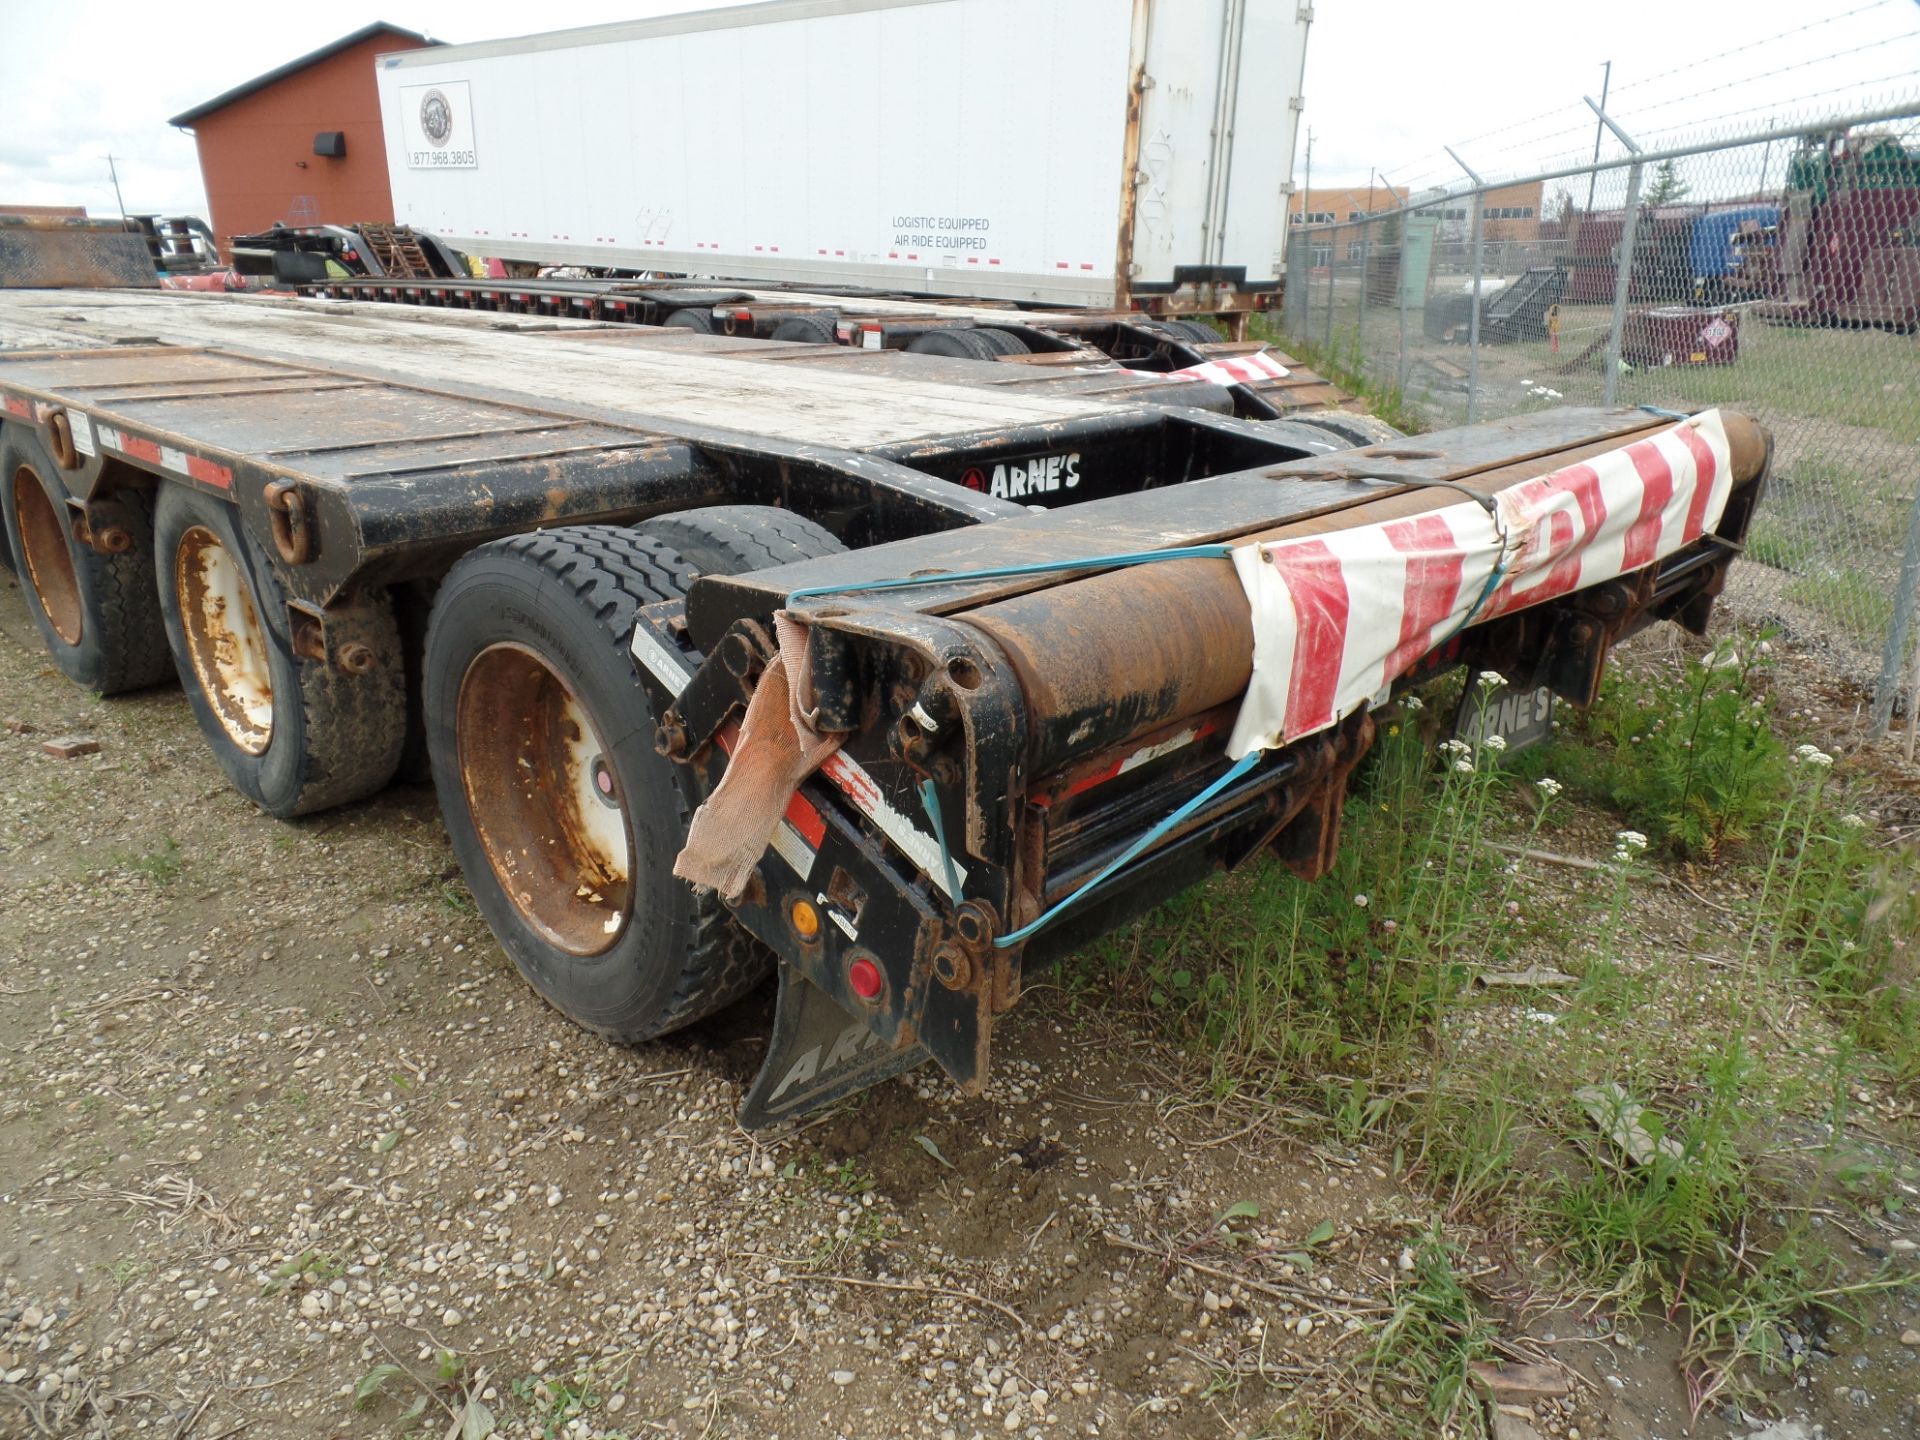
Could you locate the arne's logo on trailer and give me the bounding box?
[959,452,1081,500]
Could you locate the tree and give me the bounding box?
[1643,159,1692,207]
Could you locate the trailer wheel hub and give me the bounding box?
[456,643,633,956]
[174,525,275,754]
[12,464,83,646]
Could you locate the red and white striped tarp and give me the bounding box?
[1225,409,1735,758]
[1122,351,1291,387]
[1167,351,1291,386]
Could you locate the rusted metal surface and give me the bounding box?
[456,642,632,958]
[174,524,275,755]
[264,480,314,565]
[11,462,83,645]
[0,217,158,290]
[960,410,1770,769]
[1110,0,1151,314]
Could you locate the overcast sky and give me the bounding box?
[1,0,1915,219]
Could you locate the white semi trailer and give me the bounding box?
[375,0,1311,318]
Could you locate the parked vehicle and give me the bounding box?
[0,222,1767,1125]
[372,0,1310,327]
[1737,131,1920,328]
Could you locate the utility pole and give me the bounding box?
[1301,127,1313,226]
[1582,60,1611,218]
[105,154,128,220]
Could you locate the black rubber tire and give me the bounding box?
[153,484,406,817]
[424,526,769,1041]
[1290,412,1407,449]
[1161,319,1220,343]
[905,327,1003,361]
[635,504,846,581]
[769,313,840,344]
[663,307,717,333]
[969,327,1031,356]
[392,576,441,785]
[0,426,171,694]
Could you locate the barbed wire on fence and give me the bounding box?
[1280,94,1920,734]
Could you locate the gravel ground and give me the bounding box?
[3,569,1918,1440]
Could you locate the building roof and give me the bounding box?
[168,22,436,127]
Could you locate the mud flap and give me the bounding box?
[737,965,931,1128]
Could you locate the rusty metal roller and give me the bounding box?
[966,410,1770,776]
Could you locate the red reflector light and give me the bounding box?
[848,957,883,1001]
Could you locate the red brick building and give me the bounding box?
[169,23,437,247]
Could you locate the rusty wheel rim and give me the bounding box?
[12,464,83,647]
[175,525,275,755]
[456,643,633,957]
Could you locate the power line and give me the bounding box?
[1610,34,1914,122]
[1612,0,1902,95]
[1370,0,1912,193]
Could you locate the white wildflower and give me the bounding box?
[1481,734,1508,753]
[1353,894,1370,909]
[1476,669,1504,689]
[1616,830,1649,852]
[1536,777,1564,798]
[1382,919,1398,934]
[1840,813,1868,829]
[1439,738,1472,758]
[1454,759,1475,774]
[1792,743,1834,768]
[1402,694,1425,712]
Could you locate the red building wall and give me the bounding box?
[187,31,433,245]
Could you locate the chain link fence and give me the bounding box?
[1280,101,1920,726]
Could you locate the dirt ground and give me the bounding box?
[3,566,1919,1440]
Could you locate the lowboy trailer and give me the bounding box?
[0,283,1768,1123]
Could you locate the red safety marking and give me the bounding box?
[1029,720,1218,807]
[1267,538,1351,739]
[785,792,826,849]
[1621,437,1676,572]
[2,396,30,419]
[119,434,162,466]
[1380,513,1467,680]
[185,454,232,490]
[1675,424,1720,543]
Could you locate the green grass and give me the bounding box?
[1254,317,1432,436]
[116,835,184,885]
[1276,289,1920,646]
[1077,639,1920,1421]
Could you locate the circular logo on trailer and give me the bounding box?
[960,467,987,492]
[419,89,454,146]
